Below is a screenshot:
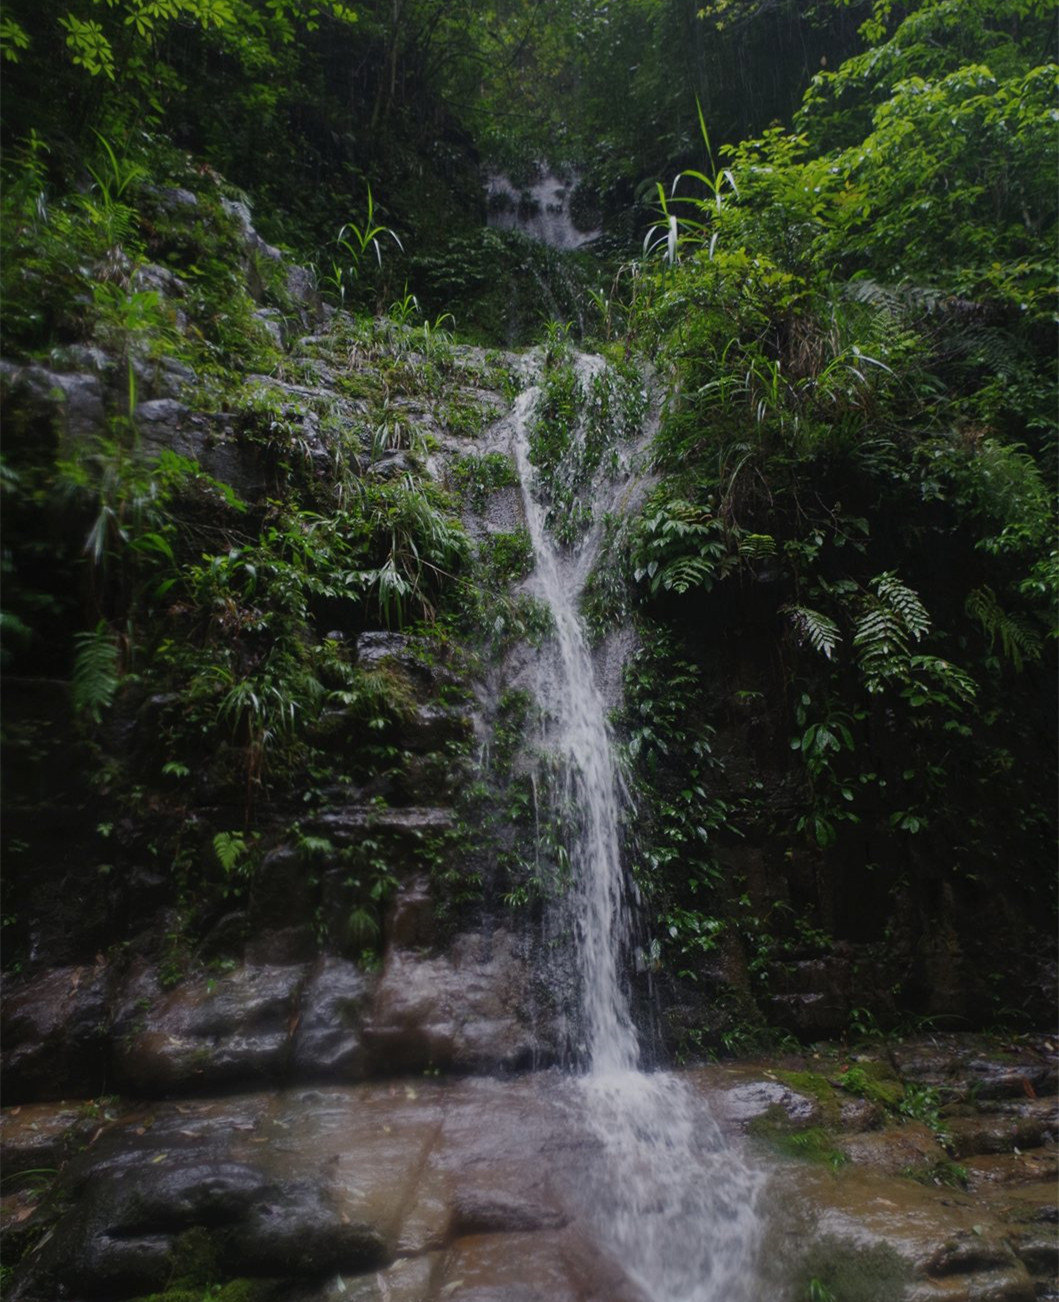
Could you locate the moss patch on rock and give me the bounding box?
[748,1107,848,1169]
[131,1280,268,1302]
[835,1060,905,1111]
[793,1236,911,1302]
[773,1070,841,1110]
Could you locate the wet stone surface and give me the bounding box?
[2,928,559,1100]
[1,1037,1055,1302]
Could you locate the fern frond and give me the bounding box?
[739,533,776,560]
[213,831,247,874]
[297,834,334,859]
[844,278,949,317]
[782,604,842,660]
[72,623,119,723]
[965,585,1042,671]
[658,555,717,595]
[908,656,978,704]
[347,906,380,943]
[853,604,909,691]
[872,572,930,641]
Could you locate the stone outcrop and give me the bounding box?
[2,1040,1056,1301]
[2,928,557,1099]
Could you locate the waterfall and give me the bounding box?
[510,360,766,1302]
[486,168,600,250]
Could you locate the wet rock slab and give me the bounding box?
[1,965,110,1101]
[3,1040,1057,1301]
[111,963,305,1093]
[365,929,552,1073]
[4,933,556,1097]
[2,1076,603,1301]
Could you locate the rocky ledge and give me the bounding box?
[1,1036,1055,1301]
[2,926,560,1103]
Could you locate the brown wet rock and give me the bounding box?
[305,1254,443,1301]
[430,1075,592,1259]
[1010,1226,1058,1278]
[239,1083,451,1258]
[5,1054,1057,1302]
[837,1123,947,1176]
[73,1229,176,1297]
[244,924,318,966]
[364,930,552,1074]
[892,1036,1058,1102]
[906,1271,1035,1301]
[679,1062,829,1132]
[386,873,436,949]
[13,1092,394,1298]
[290,957,374,1079]
[112,963,305,1094]
[247,843,319,936]
[924,1231,1018,1277]
[710,1075,822,1129]
[764,1160,1040,1302]
[766,957,852,1037]
[450,1187,569,1235]
[962,1149,1059,1188]
[224,1180,388,1275]
[111,1157,272,1230]
[0,1103,98,1183]
[1,965,111,1102]
[945,1101,1058,1159]
[394,703,474,754]
[839,1096,885,1131]
[0,1188,49,1264]
[439,1228,645,1302]
[310,803,454,847]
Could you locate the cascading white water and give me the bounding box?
[486,169,600,250]
[511,362,766,1302]
[512,381,639,1074]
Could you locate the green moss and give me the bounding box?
[748,1109,847,1169]
[437,397,491,439]
[901,1158,969,1189]
[835,1060,904,1110]
[449,451,518,510]
[481,529,534,586]
[773,1070,843,1124]
[793,1237,911,1302]
[131,1281,265,1302]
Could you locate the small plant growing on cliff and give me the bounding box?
[72,622,120,724]
[213,831,248,874]
[321,187,403,307]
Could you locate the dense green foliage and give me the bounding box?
[1,0,1055,1032]
[596,0,1057,1037]
[0,0,880,316]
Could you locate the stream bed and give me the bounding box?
[3,1045,1056,1301]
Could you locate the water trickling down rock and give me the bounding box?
[511,363,767,1301]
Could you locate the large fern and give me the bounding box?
[782,604,842,660]
[906,655,977,707]
[854,573,976,707]
[965,585,1042,671]
[632,499,730,596]
[72,623,119,723]
[853,572,929,693]
[872,572,930,640]
[658,554,719,595]
[213,831,248,875]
